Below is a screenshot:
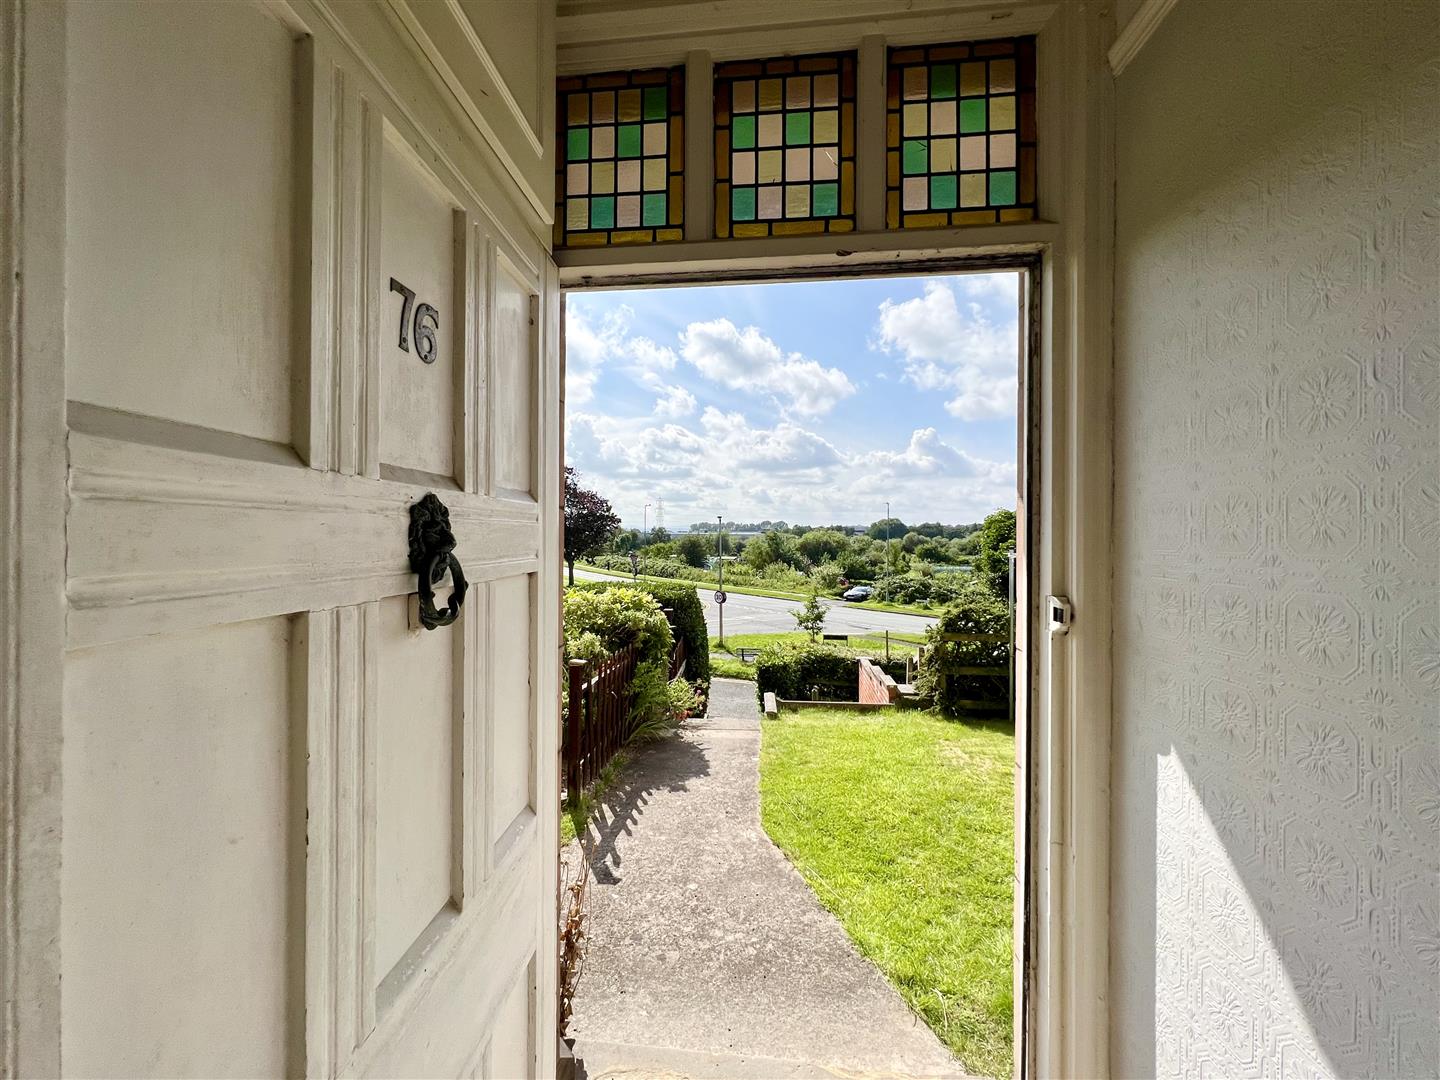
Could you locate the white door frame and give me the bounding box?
[548,7,1115,1075]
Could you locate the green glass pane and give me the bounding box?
[989,170,1017,206]
[732,186,756,221]
[642,193,666,226]
[930,64,957,100]
[902,138,928,175]
[617,124,643,158]
[590,195,615,229]
[960,99,987,134]
[567,127,590,161]
[733,114,757,150]
[812,182,838,217]
[643,86,667,121]
[930,174,957,210]
[785,112,811,146]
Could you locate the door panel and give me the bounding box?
[62,618,300,1077]
[378,127,461,481]
[49,1,560,1076]
[65,0,299,445]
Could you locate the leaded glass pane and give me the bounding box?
[715,52,857,238]
[554,67,685,247]
[886,37,1037,228]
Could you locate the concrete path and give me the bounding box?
[564,679,967,1080]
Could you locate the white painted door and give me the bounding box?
[7,1,561,1076]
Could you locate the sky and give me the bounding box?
[564,272,1020,530]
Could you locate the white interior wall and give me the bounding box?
[1110,1,1438,1075]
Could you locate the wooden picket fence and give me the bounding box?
[920,631,1012,716]
[564,643,639,796]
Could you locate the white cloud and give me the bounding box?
[565,304,634,407]
[653,384,696,418]
[567,408,1012,526]
[873,278,1019,420]
[680,318,855,416]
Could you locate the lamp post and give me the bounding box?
[882,500,891,600]
[643,502,651,577]
[716,514,725,645]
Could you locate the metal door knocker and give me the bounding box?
[408,493,468,630]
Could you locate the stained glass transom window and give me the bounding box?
[714,53,856,238]
[555,67,685,247]
[887,37,1036,228]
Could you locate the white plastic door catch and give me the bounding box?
[1047,595,1073,635]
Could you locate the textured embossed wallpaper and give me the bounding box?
[1110,1,1438,1076]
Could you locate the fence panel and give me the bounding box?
[564,642,640,796]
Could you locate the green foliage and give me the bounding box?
[666,676,704,717]
[795,528,848,565]
[743,529,804,572]
[867,516,908,540]
[563,468,621,583]
[792,591,828,641]
[562,586,672,669]
[976,508,1016,597]
[754,642,857,703]
[570,577,710,695]
[674,532,712,568]
[760,710,1015,1078]
[915,577,1011,716]
[708,653,756,680]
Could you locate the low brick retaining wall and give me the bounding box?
[858,657,899,705]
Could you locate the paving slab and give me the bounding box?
[565,678,967,1080]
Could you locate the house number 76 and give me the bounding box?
[389,277,439,364]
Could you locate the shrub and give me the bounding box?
[562,586,672,669]
[915,576,1011,716]
[754,643,857,704]
[570,578,710,697]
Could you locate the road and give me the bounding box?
[573,568,937,638]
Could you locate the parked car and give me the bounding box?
[841,585,873,601]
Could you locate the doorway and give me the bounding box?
[557,262,1039,1079]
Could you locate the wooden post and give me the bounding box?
[567,659,587,797]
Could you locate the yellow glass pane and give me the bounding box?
[733,80,756,112]
[618,88,642,121]
[814,110,839,144]
[786,76,810,108]
[989,58,1016,94]
[567,94,589,126]
[960,173,986,207]
[903,67,927,100]
[592,91,615,123]
[758,78,783,111]
[643,158,666,191]
[566,198,588,230]
[931,137,957,172]
[773,219,825,235]
[758,150,782,184]
[990,95,1016,130]
[903,103,928,137]
[734,222,769,237]
[784,184,810,218]
[591,161,615,194]
[960,62,986,97]
[814,74,838,106]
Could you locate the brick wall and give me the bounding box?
[857,658,898,705]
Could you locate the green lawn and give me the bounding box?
[759,710,1015,1079]
[718,630,925,657]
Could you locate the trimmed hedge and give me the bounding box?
[754,643,857,704]
[570,578,710,696]
[914,576,1010,716]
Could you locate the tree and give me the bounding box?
[675,533,711,568]
[867,516,907,541]
[647,525,671,545]
[793,591,828,641]
[563,467,620,586]
[796,528,848,565]
[977,508,1017,597]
